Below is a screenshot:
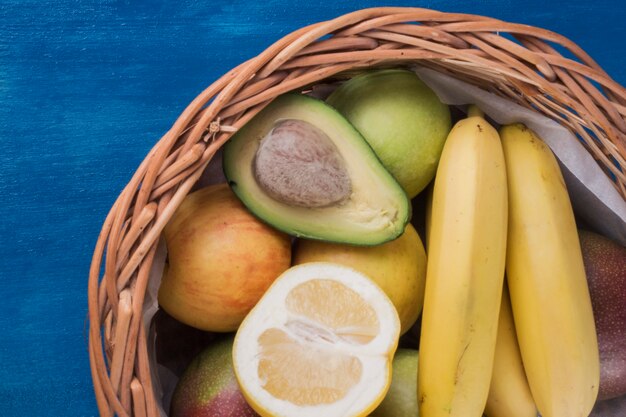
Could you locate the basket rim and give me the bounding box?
[88,7,626,417]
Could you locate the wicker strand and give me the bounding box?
[110,290,132,395]
[135,324,158,417]
[130,379,147,417]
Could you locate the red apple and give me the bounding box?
[158,183,292,332]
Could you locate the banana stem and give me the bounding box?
[467,105,484,118]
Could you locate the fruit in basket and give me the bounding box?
[158,182,291,332]
[292,223,426,335]
[484,284,537,417]
[232,262,401,417]
[326,69,451,198]
[170,336,259,417]
[501,123,599,417]
[369,348,419,417]
[418,106,508,417]
[590,393,626,416]
[222,93,410,246]
[579,229,626,400]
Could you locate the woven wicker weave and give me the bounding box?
[87,7,626,417]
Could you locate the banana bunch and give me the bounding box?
[418,109,599,417]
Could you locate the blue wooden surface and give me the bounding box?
[1,0,625,415]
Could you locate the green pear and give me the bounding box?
[370,348,419,417]
[327,69,451,198]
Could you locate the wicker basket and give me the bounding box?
[87,7,626,417]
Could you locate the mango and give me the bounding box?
[170,336,259,417]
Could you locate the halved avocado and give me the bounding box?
[222,93,410,245]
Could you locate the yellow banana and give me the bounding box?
[418,106,508,417]
[484,283,537,417]
[500,123,599,417]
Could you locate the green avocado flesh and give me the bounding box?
[223,93,410,246]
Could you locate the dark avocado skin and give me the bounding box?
[222,93,410,246]
[579,230,626,400]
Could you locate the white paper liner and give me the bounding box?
[139,67,626,415]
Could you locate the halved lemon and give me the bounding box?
[232,262,401,417]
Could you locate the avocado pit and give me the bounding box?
[253,119,352,208]
[223,93,410,245]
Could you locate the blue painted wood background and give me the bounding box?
[1,0,625,415]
